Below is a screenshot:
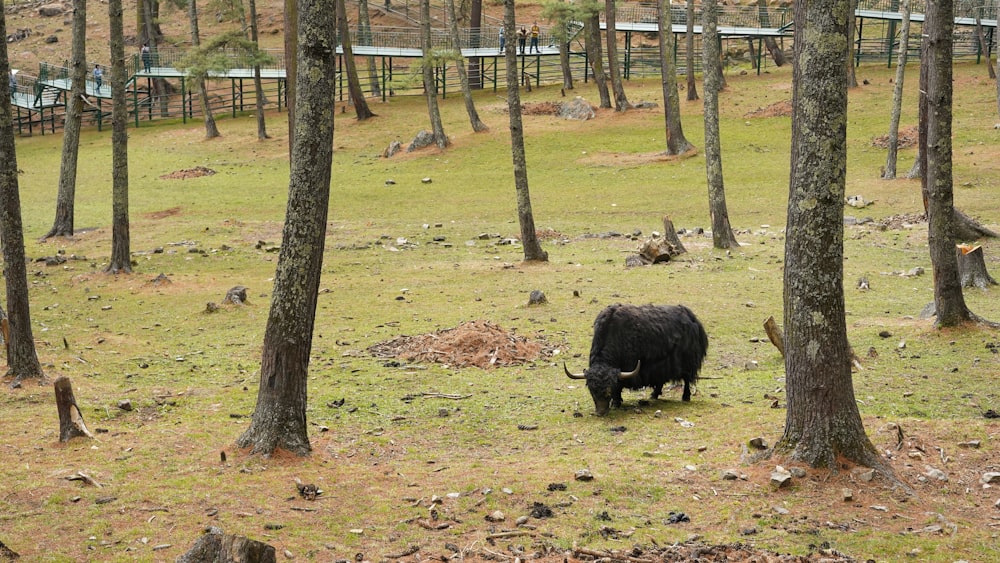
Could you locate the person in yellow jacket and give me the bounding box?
[529,22,540,53]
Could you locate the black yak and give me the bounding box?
[565,304,708,415]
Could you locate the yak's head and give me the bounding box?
[564,361,641,416]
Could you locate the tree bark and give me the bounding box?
[661,215,686,254]
[604,0,629,111]
[237,0,336,457]
[0,11,45,384]
[336,0,375,120]
[55,377,93,441]
[356,0,382,97]
[757,0,786,67]
[421,0,449,148]
[975,18,995,80]
[177,529,276,563]
[284,0,297,159]
[924,0,973,327]
[445,0,486,132]
[882,0,911,180]
[658,0,693,155]
[248,0,270,140]
[585,12,610,109]
[846,0,858,88]
[189,0,221,139]
[776,0,885,472]
[106,0,131,274]
[685,0,698,100]
[45,0,88,239]
[702,0,737,249]
[503,0,547,263]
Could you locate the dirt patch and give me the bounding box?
[579,149,696,167]
[145,206,183,219]
[871,125,919,149]
[744,100,792,118]
[368,320,556,369]
[159,167,217,180]
[576,542,856,562]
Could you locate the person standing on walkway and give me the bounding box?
[498,27,505,53]
[9,70,16,98]
[517,26,527,54]
[529,22,540,53]
[141,43,152,73]
[93,64,103,91]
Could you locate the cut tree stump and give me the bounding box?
[54,377,93,442]
[637,237,679,264]
[662,215,687,254]
[957,244,997,289]
[223,286,248,305]
[176,528,276,563]
[763,316,785,357]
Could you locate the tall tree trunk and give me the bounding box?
[248,0,270,139]
[107,0,131,274]
[357,0,382,97]
[657,0,691,155]
[189,0,221,138]
[846,0,858,88]
[0,8,45,384]
[468,0,483,89]
[421,0,449,148]
[776,0,885,472]
[702,0,737,249]
[757,0,786,67]
[45,0,88,239]
[924,0,972,327]
[685,0,698,100]
[139,0,169,117]
[337,0,375,119]
[585,12,610,108]
[445,0,486,131]
[604,0,629,110]
[882,0,911,180]
[237,0,336,457]
[285,0,297,158]
[995,17,999,118]
[503,0,547,263]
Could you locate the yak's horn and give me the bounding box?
[564,363,586,380]
[618,360,641,380]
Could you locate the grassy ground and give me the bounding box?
[2,61,999,562]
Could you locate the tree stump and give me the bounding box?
[661,215,687,254]
[176,528,276,563]
[957,244,997,289]
[763,316,785,357]
[54,377,93,442]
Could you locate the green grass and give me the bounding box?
[1,61,999,562]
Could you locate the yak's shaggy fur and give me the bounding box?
[570,304,709,415]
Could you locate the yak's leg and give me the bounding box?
[650,385,663,400]
[681,381,692,402]
[611,388,624,409]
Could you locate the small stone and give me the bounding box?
[720,470,739,481]
[515,515,529,526]
[924,466,948,481]
[574,469,594,481]
[748,437,768,450]
[772,506,790,515]
[842,489,854,501]
[284,549,294,559]
[438,408,449,417]
[770,471,792,488]
[789,467,806,478]
[981,472,1000,484]
[421,177,432,184]
[855,468,876,482]
[117,399,133,411]
[485,510,505,522]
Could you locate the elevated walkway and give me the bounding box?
[9,1,997,135]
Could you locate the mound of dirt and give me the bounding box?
[876,212,925,230]
[597,542,857,562]
[160,166,217,180]
[368,320,555,369]
[744,100,792,118]
[871,125,919,149]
